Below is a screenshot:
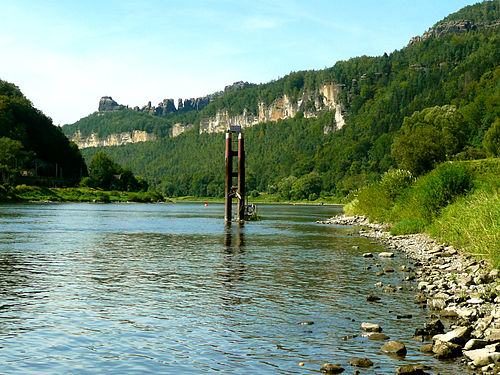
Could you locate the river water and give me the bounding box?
[0,202,468,374]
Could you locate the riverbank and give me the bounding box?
[320,214,500,374]
[0,185,166,203]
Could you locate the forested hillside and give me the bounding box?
[78,1,499,198]
[0,80,87,184]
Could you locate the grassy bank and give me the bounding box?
[344,159,500,268]
[0,185,166,203]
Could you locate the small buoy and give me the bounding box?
[299,362,304,367]
[204,202,208,207]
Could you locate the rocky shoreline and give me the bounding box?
[318,214,500,375]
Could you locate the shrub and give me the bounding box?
[379,169,414,200]
[414,162,473,221]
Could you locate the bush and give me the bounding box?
[414,162,473,221]
[379,169,414,200]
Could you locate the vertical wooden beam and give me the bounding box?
[237,132,245,222]
[224,132,232,222]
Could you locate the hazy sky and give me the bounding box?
[0,0,480,125]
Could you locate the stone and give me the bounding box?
[434,326,472,346]
[363,253,373,257]
[352,246,360,250]
[383,268,394,273]
[424,318,445,335]
[432,341,462,359]
[320,363,344,373]
[382,286,396,293]
[419,343,434,353]
[376,271,384,276]
[414,294,427,304]
[378,252,394,258]
[341,334,357,340]
[361,322,382,332]
[396,365,430,375]
[366,294,381,302]
[463,348,500,367]
[440,310,459,319]
[397,314,413,319]
[464,339,488,350]
[428,298,446,310]
[368,333,390,340]
[467,297,484,304]
[381,340,407,356]
[349,358,373,367]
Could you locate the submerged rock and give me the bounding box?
[320,363,344,373]
[396,365,430,375]
[349,358,373,367]
[381,340,407,356]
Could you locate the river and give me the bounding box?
[0,202,468,374]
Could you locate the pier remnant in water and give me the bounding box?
[225,128,245,222]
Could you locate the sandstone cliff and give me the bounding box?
[72,130,156,149]
[199,82,345,134]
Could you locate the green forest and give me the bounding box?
[73,1,500,199]
[0,80,87,185]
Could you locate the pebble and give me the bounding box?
[320,214,500,374]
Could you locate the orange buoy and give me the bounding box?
[204,202,208,207]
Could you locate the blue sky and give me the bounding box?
[0,0,480,125]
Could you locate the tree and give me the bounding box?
[391,105,466,175]
[483,118,500,157]
[0,137,32,184]
[88,152,121,190]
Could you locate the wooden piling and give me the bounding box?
[237,133,245,222]
[225,132,232,222]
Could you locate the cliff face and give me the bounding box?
[75,82,345,148]
[199,82,345,134]
[72,130,156,149]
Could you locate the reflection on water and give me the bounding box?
[0,203,468,374]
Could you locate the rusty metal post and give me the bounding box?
[225,132,232,222]
[237,133,245,222]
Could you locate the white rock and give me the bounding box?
[464,348,500,367]
[467,297,484,304]
[361,322,382,332]
[378,252,394,258]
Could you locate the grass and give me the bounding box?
[345,158,499,268]
[428,188,500,268]
[1,185,167,203]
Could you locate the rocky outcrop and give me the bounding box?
[72,130,156,149]
[98,96,126,112]
[169,123,195,138]
[408,19,500,46]
[199,82,346,134]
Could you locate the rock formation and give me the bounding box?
[98,96,126,112]
[199,82,346,134]
[71,130,156,149]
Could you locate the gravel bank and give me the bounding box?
[319,214,500,375]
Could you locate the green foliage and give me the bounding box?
[87,152,147,191]
[390,220,426,235]
[483,118,500,156]
[0,79,87,181]
[379,169,415,200]
[62,109,176,139]
[412,162,473,221]
[391,105,466,175]
[428,187,500,268]
[0,137,32,184]
[290,172,322,200]
[2,185,166,203]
